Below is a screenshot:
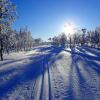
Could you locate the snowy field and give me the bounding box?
[0,45,100,100]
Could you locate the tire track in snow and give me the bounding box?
[33,75,42,100]
[47,63,52,100]
[50,64,68,100]
[40,68,49,100]
[39,54,51,100]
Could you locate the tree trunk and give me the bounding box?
[0,25,3,61]
[0,38,3,61]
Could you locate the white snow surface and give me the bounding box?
[0,45,100,100]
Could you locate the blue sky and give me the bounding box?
[12,0,100,40]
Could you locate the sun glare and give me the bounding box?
[62,22,76,35]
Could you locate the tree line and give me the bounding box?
[50,27,100,48]
[0,0,43,60]
[0,25,43,60]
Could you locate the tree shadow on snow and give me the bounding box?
[65,47,100,100]
[0,45,64,98]
[77,46,100,57]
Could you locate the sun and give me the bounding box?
[62,22,76,35]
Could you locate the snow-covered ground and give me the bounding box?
[0,45,100,100]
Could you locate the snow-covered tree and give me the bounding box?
[59,33,67,47]
[3,28,17,53]
[52,33,67,47]
[34,38,43,46]
[16,27,34,51]
[0,0,17,60]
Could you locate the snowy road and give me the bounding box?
[0,45,100,100]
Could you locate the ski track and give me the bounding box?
[0,45,100,100]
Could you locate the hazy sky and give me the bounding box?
[12,0,100,40]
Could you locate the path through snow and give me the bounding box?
[0,45,100,100]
